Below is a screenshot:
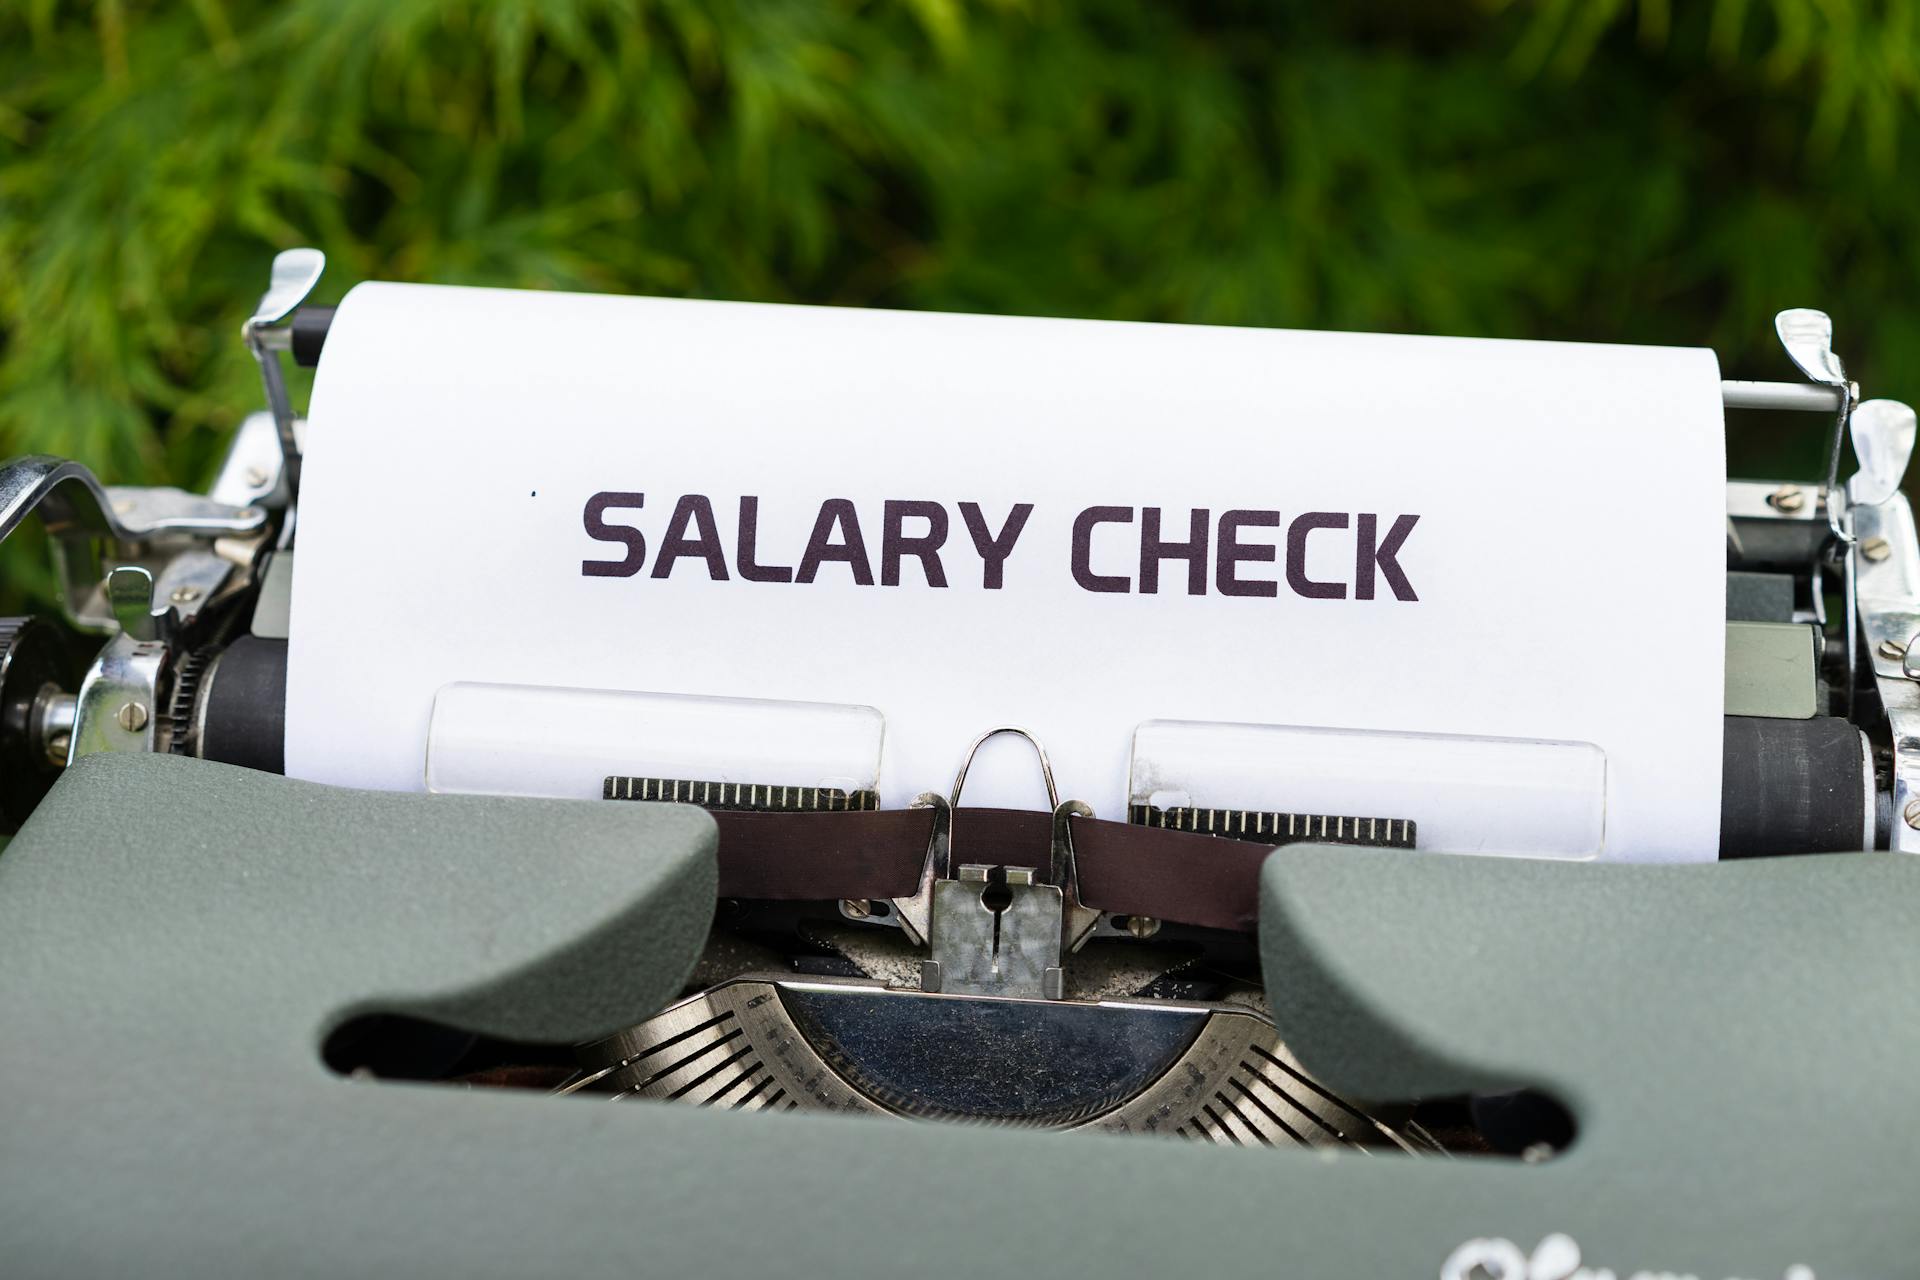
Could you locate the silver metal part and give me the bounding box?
[0,457,265,545]
[1772,308,1858,547]
[923,865,1066,1000]
[1861,728,1878,852]
[1727,478,1823,523]
[35,690,76,767]
[808,922,1194,1000]
[1768,484,1808,513]
[0,455,266,633]
[1847,400,1919,510]
[890,726,1062,945]
[882,728,1107,989]
[209,412,293,511]
[1772,309,1848,388]
[1853,493,1920,852]
[887,791,948,946]
[945,725,1061,810]
[1734,306,1914,730]
[1834,400,1916,723]
[100,485,264,539]
[70,630,167,761]
[567,976,1437,1149]
[1721,380,1849,413]
[1754,307,1865,718]
[1051,798,1104,951]
[243,248,325,495]
[150,549,245,633]
[106,566,163,642]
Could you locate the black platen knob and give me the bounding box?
[0,617,86,834]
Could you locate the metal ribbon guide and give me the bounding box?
[0,248,1915,1148]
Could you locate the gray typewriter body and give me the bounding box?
[0,253,1916,1279]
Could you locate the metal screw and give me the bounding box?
[1879,639,1908,661]
[244,466,270,489]
[116,702,149,733]
[169,585,202,605]
[1904,799,1920,831]
[1125,915,1161,939]
[840,898,873,920]
[1767,484,1806,513]
[1863,536,1893,562]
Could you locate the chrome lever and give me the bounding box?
[243,247,325,496]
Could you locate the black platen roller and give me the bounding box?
[198,636,286,773]
[290,306,334,368]
[1720,715,1871,857]
[190,644,1877,859]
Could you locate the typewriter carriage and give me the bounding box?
[0,249,1914,1146]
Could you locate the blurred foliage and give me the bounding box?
[2,0,1919,603]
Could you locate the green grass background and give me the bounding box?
[2,0,1918,607]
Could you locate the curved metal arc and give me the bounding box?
[1,455,266,635]
[1847,399,1918,509]
[946,725,1062,810]
[1775,308,1846,388]
[0,456,267,546]
[248,247,326,329]
[0,456,120,545]
[891,731,1105,956]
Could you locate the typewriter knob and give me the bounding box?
[0,616,86,833]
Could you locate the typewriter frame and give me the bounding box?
[1,251,1916,867]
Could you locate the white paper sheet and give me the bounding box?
[287,282,1726,859]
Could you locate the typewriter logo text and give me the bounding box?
[1440,1232,1815,1280]
[581,492,1420,601]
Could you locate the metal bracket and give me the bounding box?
[208,412,293,511]
[877,727,1108,999]
[69,621,167,765]
[1773,308,1859,549]
[922,865,1066,1000]
[243,248,325,497]
[0,456,266,633]
[1854,494,1920,852]
[1759,312,1920,723]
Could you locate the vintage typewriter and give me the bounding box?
[1,250,1915,1279]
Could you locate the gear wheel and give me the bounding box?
[166,646,217,756]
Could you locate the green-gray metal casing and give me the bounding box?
[1724,620,1821,719]
[0,753,1915,1277]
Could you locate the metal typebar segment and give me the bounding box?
[1722,380,1848,413]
